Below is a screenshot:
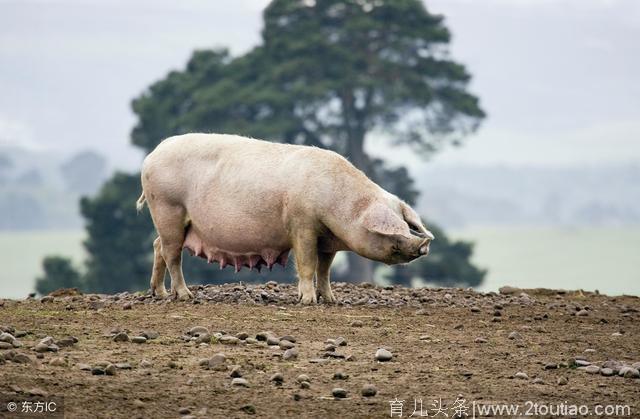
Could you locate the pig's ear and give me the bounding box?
[361,203,411,237]
[400,202,424,232]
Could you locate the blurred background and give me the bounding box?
[1,0,638,299]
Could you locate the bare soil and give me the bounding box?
[1,283,639,418]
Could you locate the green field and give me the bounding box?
[0,230,85,299]
[450,226,640,296]
[0,227,638,299]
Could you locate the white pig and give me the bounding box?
[137,133,434,303]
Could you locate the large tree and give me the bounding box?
[37,0,486,293]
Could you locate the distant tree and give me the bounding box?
[40,0,486,293]
[60,151,107,195]
[35,256,83,295]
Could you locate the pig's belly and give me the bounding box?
[182,220,291,273]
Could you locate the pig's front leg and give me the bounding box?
[316,251,336,303]
[292,229,318,304]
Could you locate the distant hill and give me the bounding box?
[0,146,107,230]
[415,164,640,228]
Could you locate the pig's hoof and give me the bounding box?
[173,287,194,301]
[152,288,169,298]
[299,293,317,305]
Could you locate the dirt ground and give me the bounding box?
[1,283,639,418]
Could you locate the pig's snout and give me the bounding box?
[418,232,435,256]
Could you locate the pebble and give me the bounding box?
[115,362,132,369]
[178,407,191,415]
[219,336,240,345]
[230,366,242,378]
[139,359,153,368]
[333,371,348,380]
[600,368,615,377]
[508,331,522,340]
[141,330,159,340]
[350,320,364,327]
[266,336,280,346]
[474,337,487,344]
[633,362,640,370]
[270,372,284,383]
[240,405,256,415]
[557,377,568,385]
[332,388,348,398]
[49,357,66,367]
[300,381,311,389]
[105,364,117,375]
[231,377,249,387]
[375,348,393,362]
[585,365,600,374]
[532,378,544,384]
[131,336,147,344]
[296,374,311,383]
[575,359,591,367]
[576,309,589,317]
[188,326,209,336]
[280,335,297,343]
[514,372,528,380]
[622,368,640,379]
[112,332,130,342]
[133,399,145,409]
[0,342,13,350]
[208,353,227,371]
[544,363,558,370]
[195,334,212,344]
[335,337,347,346]
[283,348,298,361]
[279,340,295,349]
[77,363,91,370]
[236,332,249,340]
[122,302,132,310]
[361,384,377,397]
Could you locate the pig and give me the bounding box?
[136,133,434,303]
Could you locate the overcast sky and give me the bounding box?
[1,0,639,170]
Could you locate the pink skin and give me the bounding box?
[139,133,433,303]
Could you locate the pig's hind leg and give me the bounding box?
[149,237,169,298]
[149,203,194,301]
[292,229,318,304]
[316,252,337,303]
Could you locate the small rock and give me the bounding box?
[115,362,132,369]
[122,302,133,310]
[113,332,130,342]
[219,336,240,345]
[0,342,13,350]
[508,331,522,340]
[230,365,242,378]
[235,332,249,340]
[167,360,179,369]
[283,348,298,361]
[622,368,640,379]
[557,376,568,385]
[576,309,589,317]
[350,320,364,327]
[335,337,347,346]
[34,343,50,353]
[133,399,145,409]
[514,372,529,380]
[474,337,487,344]
[256,331,272,341]
[300,381,311,389]
[49,357,66,367]
[575,359,591,367]
[333,370,348,380]
[332,388,348,398]
[296,374,311,383]
[601,368,615,377]
[105,364,117,375]
[280,335,297,343]
[266,336,280,346]
[544,363,558,370]
[270,372,284,383]
[470,307,481,313]
[40,295,55,303]
[195,333,212,344]
[178,407,191,415]
[279,340,295,349]
[585,365,600,374]
[56,337,77,347]
[632,362,640,370]
[375,348,393,362]
[231,377,249,387]
[208,353,227,371]
[77,363,91,370]
[532,377,544,384]
[139,359,153,368]
[141,330,159,340]
[131,336,147,344]
[188,326,209,336]
[91,366,105,375]
[361,384,377,397]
